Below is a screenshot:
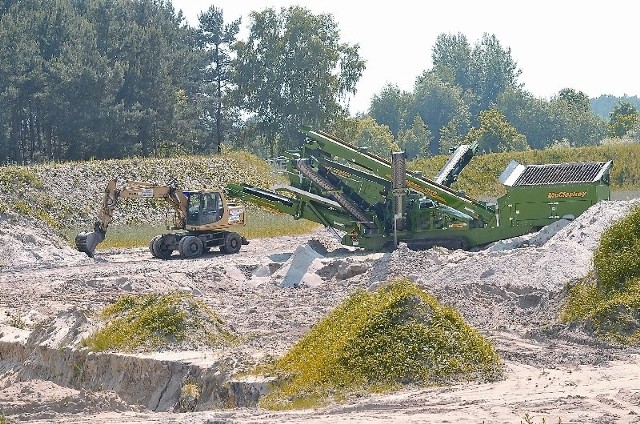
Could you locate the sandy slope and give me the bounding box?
[1,200,640,423]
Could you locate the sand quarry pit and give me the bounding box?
[1,200,640,423]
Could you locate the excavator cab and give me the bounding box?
[185,191,223,227]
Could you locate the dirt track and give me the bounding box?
[1,200,640,423]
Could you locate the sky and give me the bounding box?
[171,0,638,115]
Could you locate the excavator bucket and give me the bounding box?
[75,226,105,258]
[75,231,104,257]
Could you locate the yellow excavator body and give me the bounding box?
[76,179,247,259]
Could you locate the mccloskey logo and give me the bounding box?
[547,191,588,199]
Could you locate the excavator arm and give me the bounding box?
[76,179,188,257]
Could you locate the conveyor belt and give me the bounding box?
[240,185,293,207]
[273,184,342,209]
[434,144,472,186]
[295,159,377,229]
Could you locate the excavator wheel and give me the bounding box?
[149,236,158,257]
[178,235,204,259]
[220,232,242,254]
[150,234,173,259]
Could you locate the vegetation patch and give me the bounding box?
[0,166,61,228]
[82,292,237,352]
[561,205,640,344]
[176,379,201,412]
[259,279,502,410]
[238,206,320,239]
[0,409,14,424]
[62,208,319,251]
[0,166,44,189]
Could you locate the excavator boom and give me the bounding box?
[76,179,187,257]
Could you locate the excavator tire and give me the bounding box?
[150,234,173,259]
[220,232,242,254]
[149,236,158,257]
[178,235,204,259]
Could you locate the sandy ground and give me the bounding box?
[1,199,640,423]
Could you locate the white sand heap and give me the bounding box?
[0,217,90,271]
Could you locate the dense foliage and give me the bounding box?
[0,0,362,163]
[0,1,638,164]
[369,35,637,155]
[0,0,200,162]
[233,6,364,157]
[260,279,502,410]
[591,95,640,119]
[562,206,640,345]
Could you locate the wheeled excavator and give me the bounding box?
[76,179,248,259]
[227,127,612,251]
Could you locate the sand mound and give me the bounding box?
[0,380,136,420]
[0,216,89,271]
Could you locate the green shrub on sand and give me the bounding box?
[562,205,640,344]
[83,292,236,352]
[593,205,640,292]
[260,279,502,410]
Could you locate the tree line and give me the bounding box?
[0,0,637,165]
[368,33,639,158]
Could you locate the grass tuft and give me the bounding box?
[6,312,27,330]
[0,408,14,424]
[239,206,320,239]
[82,292,237,352]
[258,278,502,410]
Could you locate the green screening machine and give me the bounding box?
[227,127,612,251]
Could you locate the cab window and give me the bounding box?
[186,192,223,226]
[186,193,202,226]
[201,193,222,225]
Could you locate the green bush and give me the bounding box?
[562,276,640,344]
[562,206,640,344]
[259,279,502,410]
[593,205,640,291]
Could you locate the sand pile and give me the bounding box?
[371,199,640,292]
[0,216,89,271]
